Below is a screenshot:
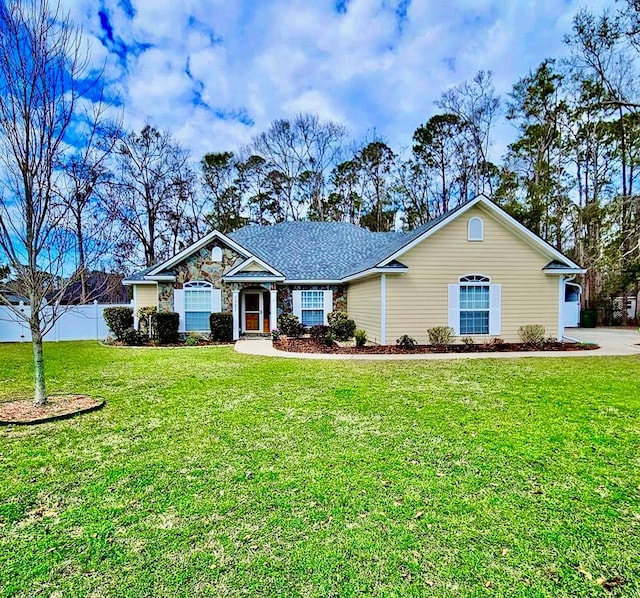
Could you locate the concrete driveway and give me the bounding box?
[565,327,640,356]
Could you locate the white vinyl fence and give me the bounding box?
[0,301,131,343]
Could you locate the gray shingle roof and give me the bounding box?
[543,260,571,270]
[228,221,411,280]
[124,265,154,282]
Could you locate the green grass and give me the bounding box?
[1,342,639,597]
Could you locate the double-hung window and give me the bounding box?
[300,290,325,326]
[184,281,212,331]
[448,275,501,336]
[292,289,333,326]
[459,277,490,334]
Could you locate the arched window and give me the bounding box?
[211,246,223,262]
[468,217,484,241]
[184,281,212,331]
[459,275,490,283]
[450,275,499,336]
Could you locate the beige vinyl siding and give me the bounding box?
[134,284,158,311]
[243,261,264,272]
[385,205,559,344]
[347,276,382,343]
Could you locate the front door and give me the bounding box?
[244,292,262,332]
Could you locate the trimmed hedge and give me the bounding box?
[121,327,147,346]
[327,311,356,341]
[210,312,233,342]
[103,307,133,340]
[155,312,180,344]
[277,313,305,338]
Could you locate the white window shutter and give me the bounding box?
[292,290,302,320]
[448,284,460,335]
[489,284,502,335]
[174,289,186,332]
[323,290,333,325]
[211,288,222,313]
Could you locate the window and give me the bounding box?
[211,246,223,262]
[301,290,324,326]
[185,281,212,331]
[468,217,484,241]
[448,275,500,336]
[460,284,489,334]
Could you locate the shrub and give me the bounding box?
[210,312,233,342]
[103,307,133,340]
[427,326,454,346]
[271,329,281,341]
[137,306,157,337]
[184,332,200,346]
[396,335,417,348]
[461,336,475,346]
[278,313,305,338]
[327,311,356,341]
[121,327,147,346]
[518,324,546,345]
[354,329,367,347]
[155,312,179,344]
[309,325,330,344]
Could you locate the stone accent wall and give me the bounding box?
[161,242,244,312]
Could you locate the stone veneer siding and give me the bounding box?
[160,242,244,312]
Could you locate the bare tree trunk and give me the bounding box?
[31,327,47,407]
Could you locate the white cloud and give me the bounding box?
[60,0,618,162]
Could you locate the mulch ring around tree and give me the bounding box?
[274,338,601,355]
[0,395,105,426]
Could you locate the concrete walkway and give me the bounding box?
[235,328,640,361]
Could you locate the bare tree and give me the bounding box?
[106,125,194,269]
[251,113,347,220]
[436,70,501,196]
[57,105,121,301]
[0,0,116,405]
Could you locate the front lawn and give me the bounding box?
[0,342,639,596]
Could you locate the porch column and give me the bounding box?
[557,276,565,341]
[232,289,240,340]
[380,274,387,345]
[269,288,277,332]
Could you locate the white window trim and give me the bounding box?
[180,281,222,332]
[449,275,501,336]
[211,246,223,262]
[467,217,484,241]
[292,289,333,326]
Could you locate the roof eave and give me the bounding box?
[543,267,587,275]
[222,276,286,283]
[340,266,408,283]
[122,279,158,286]
[146,230,253,276]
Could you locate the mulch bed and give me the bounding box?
[274,338,600,354]
[0,394,105,425]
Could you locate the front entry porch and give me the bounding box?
[232,286,278,339]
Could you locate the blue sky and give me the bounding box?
[64,0,614,162]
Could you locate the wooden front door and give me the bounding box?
[244,292,262,332]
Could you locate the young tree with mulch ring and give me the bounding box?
[0,0,118,406]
